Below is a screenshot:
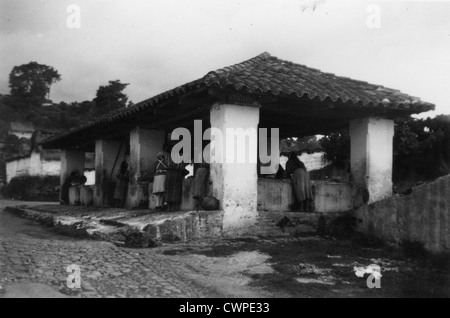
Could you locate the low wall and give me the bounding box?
[69,185,94,206]
[353,174,450,254]
[148,177,213,211]
[84,176,361,215]
[142,211,224,242]
[126,181,150,209]
[257,178,363,213]
[76,178,206,209]
[6,152,60,183]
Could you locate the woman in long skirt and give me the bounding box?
[164,148,188,212]
[192,163,209,208]
[153,151,168,211]
[286,152,313,211]
[113,160,129,208]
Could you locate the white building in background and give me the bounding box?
[5,150,95,184]
[5,130,95,184]
[5,150,60,183]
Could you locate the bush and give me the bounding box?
[123,227,157,248]
[401,240,428,258]
[1,176,60,201]
[319,130,350,168]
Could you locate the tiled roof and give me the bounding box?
[204,52,434,109]
[42,52,434,147]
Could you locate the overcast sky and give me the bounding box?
[1,0,449,117]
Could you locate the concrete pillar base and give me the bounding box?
[126,128,165,209]
[69,186,81,205]
[210,103,260,235]
[94,139,125,207]
[60,150,85,204]
[350,117,395,204]
[80,185,94,206]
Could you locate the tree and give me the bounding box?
[319,115,450,188]
[9,62,61,103]
[319,130,350,167]
[393,115,450,182]
[281,136,322,155]
[93,80,130,115]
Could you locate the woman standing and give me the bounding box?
[192,152,210,208]
[153,151,168,211]
[113,160,130,208]
[164,146,188,211]
[285,152,313,212]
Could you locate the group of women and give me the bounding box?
[112,147,312,212]
[152,145,210,212]
[152,146,189,211]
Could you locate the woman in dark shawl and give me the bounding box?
[192,150,210,208]
[164,145,188,211]
[285,152,313,212]
[113,160,129,208]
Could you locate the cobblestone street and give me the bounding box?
[1,200,449,298]
[0,200,225,298]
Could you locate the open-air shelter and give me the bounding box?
[41,52,434,234]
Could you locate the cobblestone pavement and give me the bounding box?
[0,200,222,298]
[4,200,446,298]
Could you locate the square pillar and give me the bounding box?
[126,127,165,208]
[94,139,125,206]
[60,150,85,204]
[350,117,395,204]
[80,185,94,206]
[69,186,81,205]
[210,103,260,235]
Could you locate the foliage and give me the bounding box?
[318,130,350,167]
[281,136,322,155]
[9,62,61,103]
[401,240,428,258]
[2,63,131,138]
[123,227,157,248]
[393,115,450,182]
[1,64,131,160]
[319,115,450,186]
[1,64,133,187]
[93,80,129,114]
[1,176,60,201]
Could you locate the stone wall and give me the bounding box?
[353,174,450,254]
[142,211,224,242]
[257,178,363,213]
[148,178,212,211]
[146,177,362,214]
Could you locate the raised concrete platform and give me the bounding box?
[5,204,348,247]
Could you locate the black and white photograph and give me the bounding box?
[0,0,449,302]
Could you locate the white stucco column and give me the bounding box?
[210,103,260,235]
[350,117,395,204]
[126,127,166,208]
[60,150,85,203]
[94,139,125,206]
